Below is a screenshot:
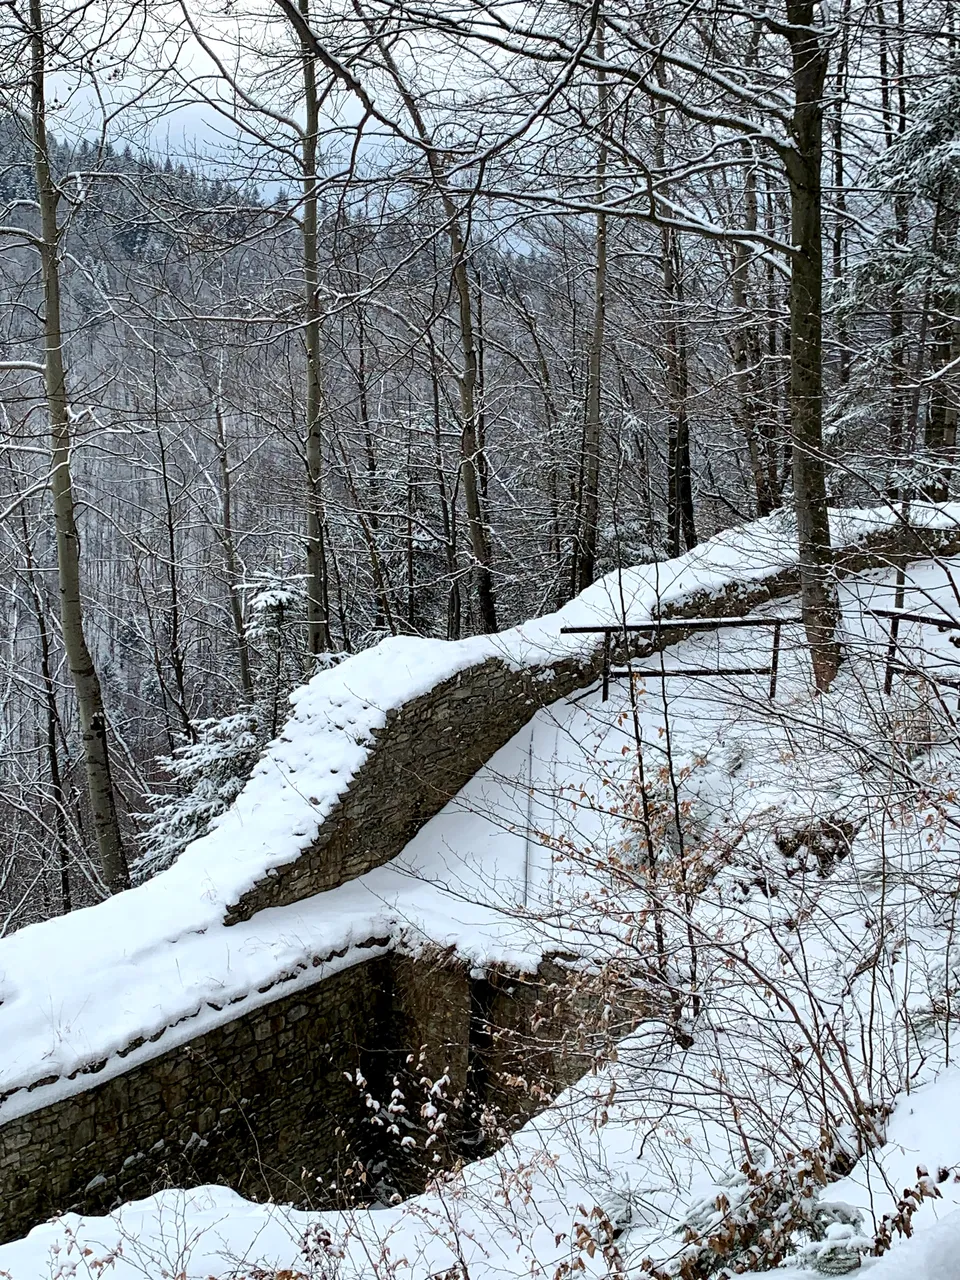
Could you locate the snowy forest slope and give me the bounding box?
[4,0,960,1272]
[4,543,960,1277]
[0,500,933,1122]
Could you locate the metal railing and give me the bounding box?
[560,615,803,701]
[868,607,960,701]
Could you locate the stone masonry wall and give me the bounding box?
[0,956,389,1245]
[0,950,600,1246]
[226,519,960,923]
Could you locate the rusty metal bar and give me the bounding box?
[769,620,782,700]
[560,615,802,635]
[888,662,960,690]
[869,608,960,630]
[611,666,772,679]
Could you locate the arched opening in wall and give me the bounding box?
[329,954,624,1208]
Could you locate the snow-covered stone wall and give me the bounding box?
[0,952,591,1246]
[222,651,599,922]
[223,511,960,923]
[4,505,960,1245]
[220,564,793,924]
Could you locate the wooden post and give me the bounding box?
[601,629,612,701]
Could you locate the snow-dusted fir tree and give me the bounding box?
[134,709,263,880]
[136,572,339,880]
[837,59,960,499]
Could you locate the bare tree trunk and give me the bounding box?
[454,254,498,633]
[651,45,695,558]
[213,400,254,700]
[298,0,333,661]
[663,230,696,555]
[428,340,462,638]
[765,180,791,498]
[575,17,608,593]
[405,436,416,632]
[877,0,910,487]
[356,308,391,630]
[29,0,128,891]
[732,210,778,518]
[507,288,569,604]
[785,1,841,690]
[18,502,72,914]
[365,44,496,629]
[348,7,497,631]
[924,194,959,500]
[830,2,852,400]
[155,421,193,738]
[274,0,496,630]
[334,436,399,636]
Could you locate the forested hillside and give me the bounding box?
[0,2,957,949]
[6,4,960,1272]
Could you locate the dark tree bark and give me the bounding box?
[575,18,609,593]
[366,21,498,631]
[298,0,333,661]
[924,194,959,500]
[732,231,779,517]
[877,0,910,487]
[17,500,72,914]
[213,400,254,700]
[663,229,696,555]
[784,0,841,690]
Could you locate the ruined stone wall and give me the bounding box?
[223,653,598,924]
[226,519,960,923]
[0,951,599,1246]
[0,957,388,1244]
[6,518,960,1245]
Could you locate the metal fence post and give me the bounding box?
[769,620,782,700]
[883,614,901,696]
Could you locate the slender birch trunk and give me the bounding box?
[29,0,128,892]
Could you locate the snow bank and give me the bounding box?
[4,1040,960,1280]
[751,1069,960,1279]
[0,502,957,1128]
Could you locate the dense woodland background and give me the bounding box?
[0,0,957,924]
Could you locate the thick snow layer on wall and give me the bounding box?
[0,503,956,1127]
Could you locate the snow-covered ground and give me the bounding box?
[2,502,952,1124]
[5,535,960,1276]
[4,1069,960,1280]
